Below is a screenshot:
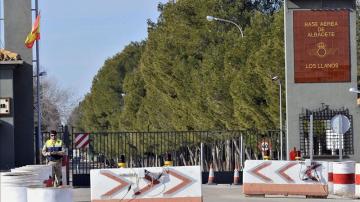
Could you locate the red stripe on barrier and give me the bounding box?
[333,173,354,184]
[355,174,360,185]
[328,172,333,182]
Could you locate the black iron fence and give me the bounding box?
[70,130,282,174]
[299,105,354,157]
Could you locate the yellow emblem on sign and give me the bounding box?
[307,42,337,58]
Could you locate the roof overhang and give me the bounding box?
[0,60,23,65]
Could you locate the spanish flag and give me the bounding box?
[25,14,40,48]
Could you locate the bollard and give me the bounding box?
[333,161,355,197]
[118,155,126,168]
[164,153,173,167]
[263,150,270,160]
[207,164,216,185]
[232,167,240,185]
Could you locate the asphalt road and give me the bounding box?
[74,185,359,202]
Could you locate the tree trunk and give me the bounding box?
[180,153,187,166]
[244,148,252,160]
[211,145,218,171]
[226,139,231,171]
[188,146,195,165]
[215,144,222,171]
[233,139,241,169]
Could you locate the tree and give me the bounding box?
[73,1,285,132]
[74,42,145,131]
[35,77,77,131]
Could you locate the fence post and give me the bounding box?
[200,142,204,172]
[35,126,40,164]
[63,125,70,185]
[240,133,244,170]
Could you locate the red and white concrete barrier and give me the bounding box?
[91,166,202,202]
[333,161,355,197]
[328,162,333,194]
[243,160,328,197]
[355,163,360,198]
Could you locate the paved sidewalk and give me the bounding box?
[74,185,359,202]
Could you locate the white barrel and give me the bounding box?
[1,187,27,202]
[0,172,35,202]
[1,172,37,187]
[333,161,355,197]
[12,165,52,184]
[328,162,333,194]
[0,170,6,202]
[355,163,360,198]
[27,186,73,202]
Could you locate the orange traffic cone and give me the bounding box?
[232,167,240,185]
[207,164,216,185]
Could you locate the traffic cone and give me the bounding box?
[207,164,216,185]
[232,167,240,185]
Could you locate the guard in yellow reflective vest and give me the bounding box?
[42,130,65,187]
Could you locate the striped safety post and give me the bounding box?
[328,162,333,194]
[355,163,360,198]
[333,161,355,197]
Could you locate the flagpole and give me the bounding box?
[35,0,41,164]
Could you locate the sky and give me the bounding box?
[38,0,168,99]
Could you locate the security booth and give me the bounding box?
[284,0,359,161]
[0,50,34,170]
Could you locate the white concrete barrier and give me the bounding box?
[91,166,202,202]
[333,161,355,197]
[243,160,328,197]
[27,186,73,202]
[12,165,52,184]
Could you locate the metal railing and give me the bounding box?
[70,130,282,174]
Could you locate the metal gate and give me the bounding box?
[299,104,354,158]
[69,129,282,187]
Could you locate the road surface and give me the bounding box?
[74,185,359,202]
